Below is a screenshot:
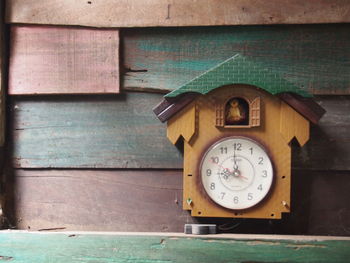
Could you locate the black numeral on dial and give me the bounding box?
[234,143,242,151]
[220,147,227,154]
[248,193,253,200]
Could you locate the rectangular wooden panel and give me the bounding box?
[5,0,350,28]
[9,95,350,170]
[0,231,349,263]
[9,26,119,95]
[10,92,182,168]
[123,25,350,95]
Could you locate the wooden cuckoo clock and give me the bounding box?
[154,55,325,219]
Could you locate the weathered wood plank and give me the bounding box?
[0,0,5,145]
[293,96,350,171]
[6,169,195,232]
[287,170,350,236]
[123,25,350,95]
[5,0,350,28]
[0,231,350,263]
[10,93,182,168]
[9,26,119,95]
[0,0,6,229]
[9,95,350,170]
[5,169,350,236]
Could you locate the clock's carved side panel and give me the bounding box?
[280,102,310,146]
[181,85,293,219]
[167,103,196,144]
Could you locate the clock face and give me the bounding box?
[200,137,274,210]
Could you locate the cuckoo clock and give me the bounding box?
[154,55,325,219]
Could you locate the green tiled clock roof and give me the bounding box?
[165,54,311,98]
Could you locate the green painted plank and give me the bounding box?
[123,24,350,95]
[11,93,182,168]
[0,231,350,263]
[10,95,350,169]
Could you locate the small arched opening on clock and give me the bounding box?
[215,96,260,128]
[225,97,250,126]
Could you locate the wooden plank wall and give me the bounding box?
[10,93,182,169]
[5,169,350,234]
[5,0,350,27]
[3,25,350,236]
[0,0,6,228]
[8,95,350,171]
[122,25,350,95]
[6,98,350,234]
[0,0,5,146]
[1,231,350,263]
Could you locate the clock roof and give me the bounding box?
[165,54,311,98]
[154,54,326,124]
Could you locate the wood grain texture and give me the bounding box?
[123,25,350,95]
[167,103,196,144]
[5,0,350,27]
[5,169,350,235]
[8,95,350,170]
[0,0,6,229]
[280,101,310,147]
[1,231,350,263]
[7,169,195,232]
[10,93,182,169]
[299,171,350,236]
[0,2,5,146]
[293,96,350,171]
[8,26,119,95]
[278,92,326,124]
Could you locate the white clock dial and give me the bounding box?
[200,137,273,210]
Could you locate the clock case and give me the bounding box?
[153,56,325,220]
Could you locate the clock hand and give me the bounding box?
[238,173,249,181]
[232,169,248,181]
[211,160,233,174]
[210,158,248,180]
[233,146,238,170]
[209,159,236,180]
